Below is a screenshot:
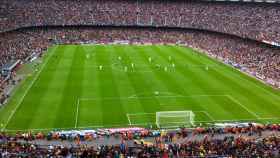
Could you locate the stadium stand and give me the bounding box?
[1,124,280,157]
[0,0,280,43]
[0,0,280,157]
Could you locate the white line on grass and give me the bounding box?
[129,122,154,126]
[1,46,57,132]
[128,91,185,99]
[226,95,260,119]
[126,113,154,116]
[126,114,132,126]
[195,117,280,123]
[193,46,280,101]
[75,99,80,128]
[229,66,280,101]
[201,111,215,121]
[80,94,228,101]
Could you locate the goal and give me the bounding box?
[156,111,195,128]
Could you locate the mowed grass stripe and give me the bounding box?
[109,46,148,123]
[95,46,126,126]
[113,46,163,125]
[78,46,103,127]
[122,46,163,112]
[114,46,162,125]
[132,46,200,110]
[26,46,74,128]
[131,46,185,108]
[51,46,85,128]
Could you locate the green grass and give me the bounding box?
[1,45,280,131]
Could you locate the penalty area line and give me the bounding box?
[226,95,260,119]
[1,47,57,132]
[75,99,80,128]
[126,114,132,126]
[200,111,215,122]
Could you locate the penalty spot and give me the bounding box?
[99,65,103,70]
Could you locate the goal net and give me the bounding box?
[156,111,195,128]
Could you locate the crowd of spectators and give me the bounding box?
[0,29,48,105]
[1,123,280,157]
[0,27,279,89]
[1,0,280,43]
[0,1,280,156]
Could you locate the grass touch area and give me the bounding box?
[0,45,280,131]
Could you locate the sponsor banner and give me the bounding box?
[105,127,145,133]
[52,129,97,137]
[214,123,261,128]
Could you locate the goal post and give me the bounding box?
[156,111,195,128]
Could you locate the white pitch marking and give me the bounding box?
[99,65,103,70]
[1,46,58,132]
[226,95,260,119]
[194,117,279,123]
[129,123,154,126]
[126,114,132,125]
[126,113,154,116]
[75,99,80,128]
[204,52,280,102]
[201,111,215,121]
[81,94,228,101]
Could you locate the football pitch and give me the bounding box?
[1,45,280,131]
